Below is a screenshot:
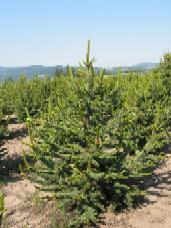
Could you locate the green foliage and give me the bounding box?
[159,53,171,78]
[0,191,5,225]
[158,53,171,93]
[0,44,171,227]
[0,74,75,122]
[21,43,171,227]
[0,80,14,115]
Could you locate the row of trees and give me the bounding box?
[25,46,171,226]
[0,42,171,226]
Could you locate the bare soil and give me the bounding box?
[101,153,171,228]
[1,122,171,228]
[1,123,59,228]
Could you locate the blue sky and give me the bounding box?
[0,0,171,67]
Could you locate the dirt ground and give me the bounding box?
[102,153,171,228]
[1,123,59,228]
[1,122,171,228]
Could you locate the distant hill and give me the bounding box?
[131,62,158,70]
[107,62,158,74]
[0,62,159,81]
[0,65,63,81]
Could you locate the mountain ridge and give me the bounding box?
[0,62,158,81]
